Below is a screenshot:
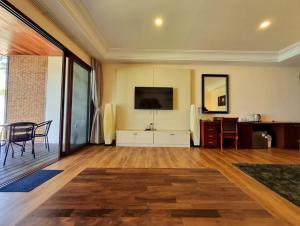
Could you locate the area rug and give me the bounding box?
[234,163,300,206]
[16,168,281,226]
[0,170,63,192]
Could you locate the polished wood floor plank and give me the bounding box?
[0,146,299,226]
[16,168,282,226]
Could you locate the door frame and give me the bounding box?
[0,0,92,157]
[64,54,91,153]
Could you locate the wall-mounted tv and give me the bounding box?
[135,87,173,110]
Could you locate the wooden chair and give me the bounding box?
[220,117,238,150]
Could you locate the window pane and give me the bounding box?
[70,62,90,148]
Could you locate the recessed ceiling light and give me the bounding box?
[154,17,163,27]
[259,20,271,29]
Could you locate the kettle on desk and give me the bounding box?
[253,114,261,122]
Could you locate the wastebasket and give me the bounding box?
[252,131,271,149]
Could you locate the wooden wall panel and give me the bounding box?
[0,7,62,56]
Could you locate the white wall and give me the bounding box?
[45,57,63,143]
[103,63,300,125]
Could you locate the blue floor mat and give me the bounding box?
[0,170,63,192]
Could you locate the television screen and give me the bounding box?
[135,87,173,110]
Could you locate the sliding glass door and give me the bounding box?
[70,62,90,149]
[0,56,8,124]
[62,56,91,153]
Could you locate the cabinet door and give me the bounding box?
[153,68,191,130]
[154,131,189,145]
[238,123,252,148]
[116,131,136,144]
[284,124,300,149]
[116,67,154,130]
[135,132,153,144]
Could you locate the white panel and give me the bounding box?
[116,66,154,130]
[116,130,190,147]
[116,131,136,144]
[135,131,153,144]
[154,131,190,145]
[153,68,191,130]
[45,56,63,144]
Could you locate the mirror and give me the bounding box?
[202,74,229,114]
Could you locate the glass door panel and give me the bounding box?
[70,62,90,148]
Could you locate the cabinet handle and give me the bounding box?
[208,128,215,131]
[133,133,137,135]
[209,135,213,138]
[170,134,175,136]
[208,141,214,144]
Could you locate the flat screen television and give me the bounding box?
[135,87,173,110]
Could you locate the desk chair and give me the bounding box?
[220,117,238,150]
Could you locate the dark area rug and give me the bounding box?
[0,170,63,192]
[234,163,300,206]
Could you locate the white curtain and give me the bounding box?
[90,58,104,144]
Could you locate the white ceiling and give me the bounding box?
[31,0,300,65]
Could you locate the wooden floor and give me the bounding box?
[0,146,299,226]
[0,143,59,186]
[18,168,283,226]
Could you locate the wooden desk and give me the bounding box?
[201,121,300,149]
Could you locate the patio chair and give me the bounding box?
[0,125,8,157]
[3,122,36,166]
[34,120,52,151]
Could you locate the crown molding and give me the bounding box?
[278,42,300,62]
[57,0,108,58]
[105,48,279,63]
[49,0,300,64]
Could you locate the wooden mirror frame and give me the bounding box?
[201,74,229,114]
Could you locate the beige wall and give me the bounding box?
[103,63,300,125]
[7,0,91,65]
[115,66,191,130]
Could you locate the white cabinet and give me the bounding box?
[135,131,153,144]
[116,131,153,146]
[154,131,190,146]
[116,130,190,147]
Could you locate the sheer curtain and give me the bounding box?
[90,58,104,144]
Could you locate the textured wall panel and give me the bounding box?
[7,55,47,124]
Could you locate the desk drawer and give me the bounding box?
[205,132,218,140]
[204,127,218,133]
[206,140,218,147]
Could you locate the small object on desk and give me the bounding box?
[239,114,262,122]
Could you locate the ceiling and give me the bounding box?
[0,5,62,56]
[31,0,300,65]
